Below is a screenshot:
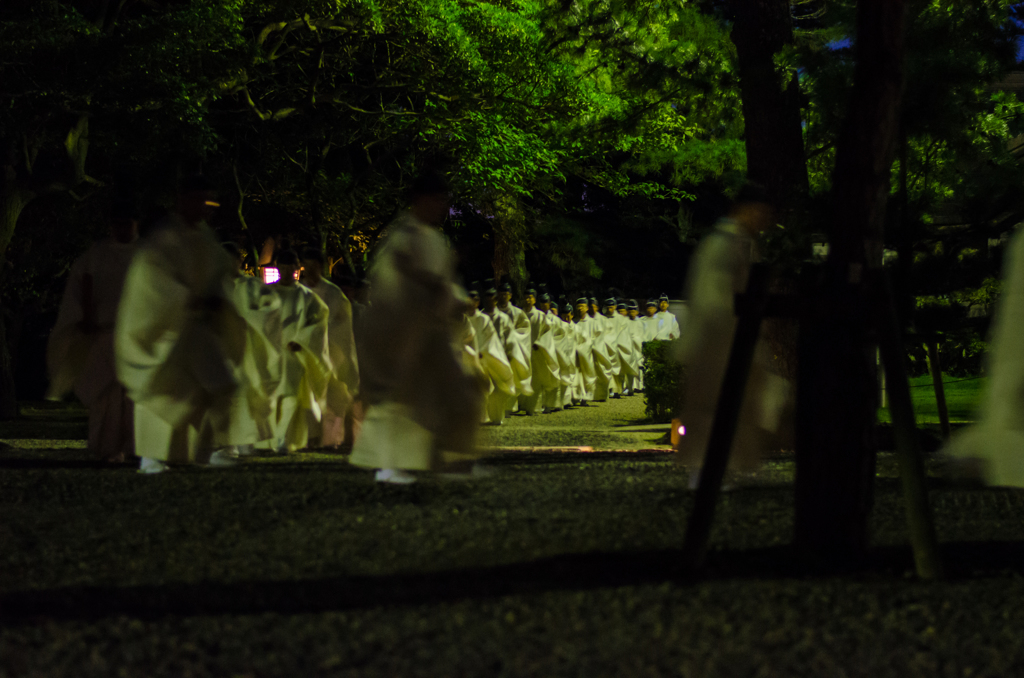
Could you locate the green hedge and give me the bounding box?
[641,340,685,422]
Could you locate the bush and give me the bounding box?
[642,340,685,422]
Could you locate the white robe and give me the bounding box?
[48,237,137,460]
[652,310,682,340]
[625,316,646,391]
[572,315,597,401]
[589,313,620,399]
[498,302,534,401]
[472,308,516,424]
[675,218,780,471]
[114,214,244,463]
[308,278,359,446]
[349,212,481,471]
[520,307,559,414]
[224,274,282,448]
[945,227,1024,486]
[265,282,332,452]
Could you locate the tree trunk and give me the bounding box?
[490,194,528,294]
[730,0,809,384]
[0,185,34,419]
[794,0,908,562]
[730,0,809,211]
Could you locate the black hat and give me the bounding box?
[275,249,300,266]
[562,301,574,313]
[575,296,589,306]
[659,293,670,302]
[483,278,497,295]
[524,285,537,296]
[498,281,512,293]
[616,301,626,310]
[538,292,552,303]
[646,299,658,308]
[627,299,638,310]
[468,281,481,298]
[409,170,449,198]
[604,296,617,306]
[589,296,598,305]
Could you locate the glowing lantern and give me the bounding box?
[670,418,686,447]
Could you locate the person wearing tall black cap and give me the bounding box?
[300,247,359,449]
[263,249,332,455]
[640,299,660,342]
[676,180,786,487]
[350,170,484,484]
[623,299,646,394]
[496,279,534,414]
[115,174,250,474]
[465,279,516,426]
[519,283,558,416]
[571,296,597,404]
[589,294,622,402]
[49,199,140,464]
[603,294,638,398]
[552,299,581,409]
[481,278,528,423]
[651,292,681,341]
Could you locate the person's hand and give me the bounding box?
[288,341,302,352]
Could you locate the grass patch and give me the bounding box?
[880,373,985,424]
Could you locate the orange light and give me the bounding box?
[204,200,221,207]
[670,418,684,447]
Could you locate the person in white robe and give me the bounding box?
[674,183,784,482]
[573,297,597,404]
[480,281,527,425]
[114,176,246,474]
[554,301,579,409]
[48,204,139,462]
[496,280,534,413]
[589,297,620,401]
[301,248,359,448]
[653,293,683,340]
[624,299,646,393]
[944,225,1024,486]
[639,300,661,342]
[349,172,483,484]
[465,286,515,425]
[602,295,638,398]
[220,242,281,457]
[517,287,557,415]
[265,250,332,454]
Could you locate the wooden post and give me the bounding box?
[926,341,951,440]
[681,264,771,572]
[874,273,943,579]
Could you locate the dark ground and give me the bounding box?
[3,399,1024,677]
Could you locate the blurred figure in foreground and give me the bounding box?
[114,175,242,473]
[675,183,789,485]
[47,201,139,462]
[350,172,483,484]
[944,226,1024,486]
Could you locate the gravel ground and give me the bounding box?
[4,404,1024,676]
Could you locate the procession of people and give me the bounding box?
[46,171,691,483]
